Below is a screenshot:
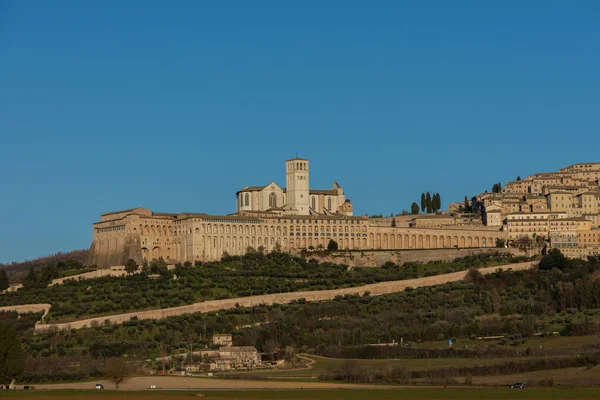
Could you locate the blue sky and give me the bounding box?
[1,1,599,263]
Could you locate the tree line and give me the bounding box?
[411,192,441,215]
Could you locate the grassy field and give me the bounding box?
[405,334,600,351]
[222,354,576,379]
[3,388,600,400]
[472,366,600,386]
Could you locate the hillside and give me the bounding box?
[2,251,600,387]
[0,250,88,278]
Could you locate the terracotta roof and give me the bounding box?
[310,189,337,195]
[101,207,144,216]
[237,185,266,193]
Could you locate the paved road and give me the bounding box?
[33,375,393,390]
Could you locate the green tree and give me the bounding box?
[391,218,396,227]
[125,259,138,274]
[539,248,569,270]
[0,269,9,292]
[420,193,426,212]
[40,264,59,283]
[0,323,24,385]
[516,176,521,181]
[495,238,506,248]
[327,239,339,251]
[426,192,432,213]
[22,267,37,288]
[101,357,130,389]
[411,202,419,215]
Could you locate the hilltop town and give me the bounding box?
[85,159,599,268]
[470,162,600,258]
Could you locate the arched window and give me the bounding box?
[269,193,277,208]
[312,197,316,210]
[328,198,332,210]
[244,193,250,207]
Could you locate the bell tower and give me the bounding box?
[285,157,310,215]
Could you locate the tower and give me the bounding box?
[285,157,310,215]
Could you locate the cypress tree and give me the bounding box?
[0,270,9,292]
[420,193,426,213]
[432,193,439,212]
[426,192,432,213]
[0,323,25,384]
[411,202,420,215]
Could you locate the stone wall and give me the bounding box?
[33,261,537,333]
[303,247,530,267]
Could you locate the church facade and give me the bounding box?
[236,158,353,216]
[85,158,506,268]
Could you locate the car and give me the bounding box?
[95,384,104,390]
[150,385,157,389]
[510,382,526,389]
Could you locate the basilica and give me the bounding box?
[236,157,353,216]
[85,158,504,268]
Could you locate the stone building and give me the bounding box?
[212,334,233,347]
[236,157,352,216]
[211,346,261,371]
[85,158,506,268]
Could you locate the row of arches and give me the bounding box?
[368,233,493,249]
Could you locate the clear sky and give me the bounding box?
[1,1,599,263]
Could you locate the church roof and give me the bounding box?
[101,207,149,216]
[286,157,308,162]
[309,189,337,195]
[236,185,266,194]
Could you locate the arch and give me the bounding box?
[269,193,277,208]
[425,235,430,249]
[410,235,416,249]
[328,198,332,210]
[382,234,388,249]
[474,236,480,247]
[152,246,162,259]
[467,236,472,247]
[403,235,409,249]
[446,236,452,248]
[417,235,423,248]
[432,235,438,248]
[460,236,465,248]
[141,247,149,260]
[244,193,250,207]
[452,236,458,247]
[369,233,374,248]
[482,237,487,247]
[389,234,395,249]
